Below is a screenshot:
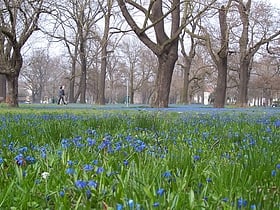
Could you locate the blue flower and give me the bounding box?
[88,180,98,189]
[96,167,104,174]
[153,202,160,207]
[66,168,75,175]
[206,178,212,183]
[193,155,200,161]
[75,180,87,189]
[0,157,3,165]
[83,164,93,171]
[237,198,247,208]
[59,190,65,197]
[86,189,91,199]
[116,204,123,210]
[272,170,277,177]
[275,120,280,128]
[87,137,96,146]
[156,188,165,196]
[276,164,280,169]
[128,199,134,208]
[123,160,129,166]
[162,171,171,178]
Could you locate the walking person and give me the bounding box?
[58,86,67,105]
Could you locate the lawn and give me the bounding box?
[0,104,279,209]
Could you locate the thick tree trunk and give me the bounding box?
[6,74,19,107]
[238,60,250,107]
[152,52,177,108]
[0,74,6,102]
[214,59,227,108]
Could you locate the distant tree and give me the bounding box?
[0,0,49,107]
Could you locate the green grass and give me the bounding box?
[0,106,279,209]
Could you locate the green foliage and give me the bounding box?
[0,108,279,209]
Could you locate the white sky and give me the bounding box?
[269,0,280,8]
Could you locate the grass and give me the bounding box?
[0,104,279,209]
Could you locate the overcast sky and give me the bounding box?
[269,0,280,8]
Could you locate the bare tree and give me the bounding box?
[47,0,103,103]
[96,0,113,105]
[116,0,216,107]
[0,0,49,107]
[234,0,280,107]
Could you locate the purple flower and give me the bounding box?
[276,164,280,169]
[123,160,129,166]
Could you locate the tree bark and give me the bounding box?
[96,0,112,105]
[152,51,178,107]
[6,74,19,107]
[213,5,228,108]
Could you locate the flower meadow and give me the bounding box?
[0,108,280,209]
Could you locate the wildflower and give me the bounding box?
[18,146,28,153]
[193,155,200,162]
[75,180,87,189]
[116,204,123,210]
[275,120,280,128]
[153,202,160,207]
[96,167,104,174]
[67,160,74,166]
[156,188,165,196]
[66,168,75,175]
[83,164,93,171]
[88,180,98,189]
[162,171,171,178]
[271,170,277,177]
[206,178,212,183]
[15,154,26,166]
[59,190,65,197]
[221,198,229,202]
[41,172,50,179]
[87,137,96,146]
[251,204,257,209]
[86,189,91,199]
[123,160,129,166]
[0,157,3,165]
[276,164,280,170]
[128,199,134,208]
[25,156,36,164]
[237,198,247,208]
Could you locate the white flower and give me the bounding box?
[41,172,50,179]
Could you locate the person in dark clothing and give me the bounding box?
[58,86,67,105]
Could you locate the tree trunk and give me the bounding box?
[96,47,107,105]
[238,60,250,107]
[181,59,191,104]
[214,59,227,108]
[0,74,6,102]
[6,74,19,107]
[69,59,76,103]
[152,52,177,107]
